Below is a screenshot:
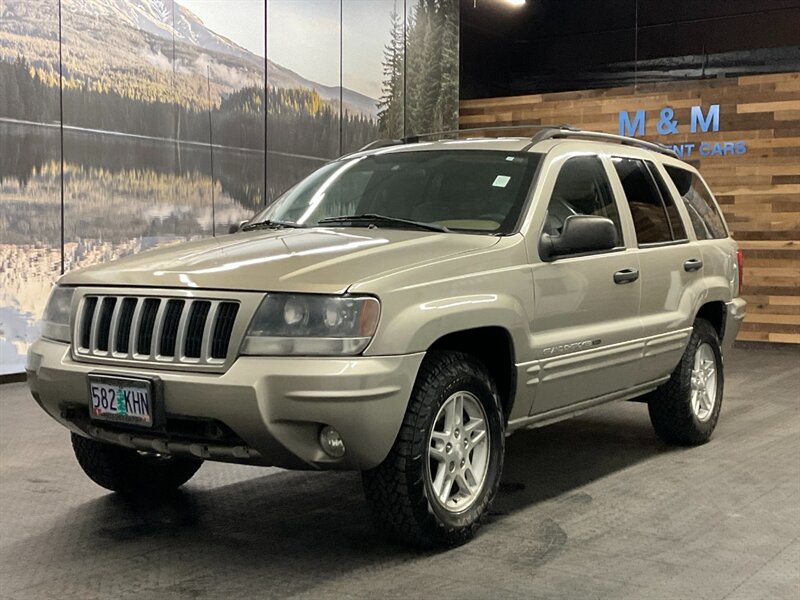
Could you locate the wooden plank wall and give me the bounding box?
[460,72,800,344]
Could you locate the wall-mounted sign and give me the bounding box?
[618,105,747,158]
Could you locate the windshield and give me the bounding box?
[250,150,543,234]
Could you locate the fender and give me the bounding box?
[374,292,531,356]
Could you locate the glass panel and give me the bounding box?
[342,0,397,152]
[267,0,341,203]
[257,150,542,234]
[60,0,211,277]
[612,157,672,245]
[405,0,459,136]
[647,162,687,240]
[665,166,728,240]
[183,0,267,233]
[544,156,622,241]
[0,0,61,373]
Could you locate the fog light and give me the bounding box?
[319,425,346,458]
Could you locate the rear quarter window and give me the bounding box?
[664,166,728,240]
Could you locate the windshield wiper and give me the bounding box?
[241,219,305,231]
[318,213,449,233]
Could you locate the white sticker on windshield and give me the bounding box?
[492,175,511,188]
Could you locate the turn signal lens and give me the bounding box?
[41,286,75,343]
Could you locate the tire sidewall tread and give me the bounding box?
[71,433,202,496]
[363,350,505,548]
[648,319,724,446]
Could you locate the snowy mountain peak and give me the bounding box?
[60,0,256,63]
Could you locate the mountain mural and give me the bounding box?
[0,0,459,374]
[0,0,378,117]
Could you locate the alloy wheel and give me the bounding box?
[690,342,718,422]
[426,390,491,512]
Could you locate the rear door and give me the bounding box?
[662,164,738,306]
[528,152,643,415]
[609,156,703,385]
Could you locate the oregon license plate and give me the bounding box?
[87,375,154,428]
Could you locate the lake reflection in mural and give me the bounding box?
[0,122,321,373]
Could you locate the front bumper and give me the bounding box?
[722,297,747,351]
[27,338,424,470]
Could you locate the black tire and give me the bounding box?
[362,350,505,548]
[71,433,202,496]
[647,319,724,446]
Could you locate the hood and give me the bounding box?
[60,228,502,294]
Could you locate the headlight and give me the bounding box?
[41,286,75,343]
[241,294,380,356]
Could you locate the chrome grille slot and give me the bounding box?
[79,297,98,349]
[73,293,241,369]
[114,298,137,354]
[211,302,239,359]
[136,299,160,356]
[184,301,211,358]
[159,300,185,357]
[95,297,117,352]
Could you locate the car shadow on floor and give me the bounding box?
[6,404,674,597]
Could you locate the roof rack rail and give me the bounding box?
[529,126,679,159]
[401,124,570,144]
[355,125,567,154]
[357,138,402,152]
[356,125,678,159]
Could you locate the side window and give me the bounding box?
[664,166,728,240]
[543,156,622,244]
[646,162,687,240]
[612,157,673,245]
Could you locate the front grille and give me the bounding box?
[75,294,240,366]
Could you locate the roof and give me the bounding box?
[349,126,680,161]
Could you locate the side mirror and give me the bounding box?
[228,220,247,234]
[539,215,618,261]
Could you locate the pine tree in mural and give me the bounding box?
[377,2,404,139]
[436,0,459,134]
[378,0,458,138]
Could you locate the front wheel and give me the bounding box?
[648,319,724,446]
[71,433,203,497]
[362,350,505,548]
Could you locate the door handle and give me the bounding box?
[684,258,704,272]
[613,268,639,284]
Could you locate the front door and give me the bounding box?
[528,153,643,415]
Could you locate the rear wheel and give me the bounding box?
[71,433,202,496]
[362,350,505,548]
[648,319,724,445]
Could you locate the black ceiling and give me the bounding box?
[460,0,800,98]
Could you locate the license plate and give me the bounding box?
[88,375,154,428]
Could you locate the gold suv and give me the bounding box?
[27,127,746,547]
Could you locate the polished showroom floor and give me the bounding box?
[1,345,798,600]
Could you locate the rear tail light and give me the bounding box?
[736,249,744,296]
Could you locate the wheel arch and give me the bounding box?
[695,300,726,340]
[427,326,517,423]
